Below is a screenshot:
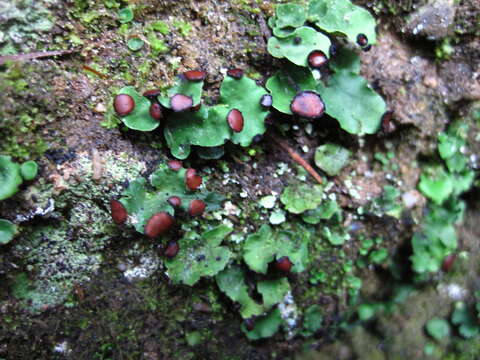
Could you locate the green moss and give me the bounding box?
[0,61,56,158]
[0,0,54,55]
[147,32,169,55]
[186,331,204,346]
[305,238,351,295]
[233,0,263,14]
[4,0,478,355]
[172,19,193,36]
[101,106,122,129]
[149,20,170,35]
[447,338,480,359]
[103,0,122,9]
[435,38,455,60]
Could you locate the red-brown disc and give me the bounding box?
[144,212,175,238]
[167,196,182,207]
[189,199,206,216]
[168,160,183,171]
[356,33,368,47]
[226,68,244,79]
[361,44,372,52]
[113,94,135,116]
[307,50,328,69]
[164,241,180,258]
[149,103,163,120]
[290,91,325,119]
[190,103,202,112]
[227,109,244,132]
[274,256,293,273]
[183,70,207,81]
[110,199,128,225]
[381,111,395,133]
[170,94,193,112]
[185,168,202,190]
[442,254,457,272]
[244,318,256,331]
[143,89,160,101]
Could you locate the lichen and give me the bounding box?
[0,0,54,55]
[4,151,147,313]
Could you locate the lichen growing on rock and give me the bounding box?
[3,150,148,313]
[1,0,480,357]
[0,0,54,55]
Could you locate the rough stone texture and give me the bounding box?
[361,27,479,145]
[0,0,54,54]
[438,60,480,102]
[361,30,448,148]
[403,0,456,40]
[0,0,479,358]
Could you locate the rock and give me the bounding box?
[192,302,211,313]
[403,0,456,40]
[438,60,480,102]
[360,31,449,141]
[402,190,422,209]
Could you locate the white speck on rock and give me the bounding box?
[123,256,160,281]
[412,23,424,35]
[259,195,276,209]
[402,190,421,208]
[438,283,468,301]
[229,233,244,244]
[15,198,55,222]
[224,201,241,216]
[278,291,299,339]
[54,341,70,354]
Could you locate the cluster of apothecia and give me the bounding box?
[109,160,207,259]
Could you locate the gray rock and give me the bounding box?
[403,0,456,40]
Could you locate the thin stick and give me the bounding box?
[82,64,109,79]
[0,49,78,65]
[267,132,323,184]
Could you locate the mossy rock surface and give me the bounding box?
[0,0,479,358]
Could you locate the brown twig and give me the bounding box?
[0,49,78,65]
[82,64,109,79]
[266,132,323,185]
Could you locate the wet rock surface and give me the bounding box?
[403,0,456,40]
[0,0,479,358]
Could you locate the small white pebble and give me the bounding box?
[54,341,69,354]
[305,123,313,135]
[438,283,468,301]
[402,190,420,208]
